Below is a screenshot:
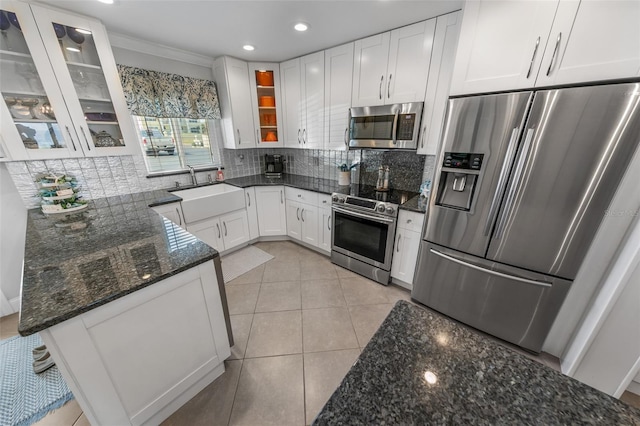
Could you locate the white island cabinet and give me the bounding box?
[39,261,230,425]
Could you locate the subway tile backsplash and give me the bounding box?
[6,149,437,209]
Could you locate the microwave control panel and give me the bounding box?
[396,114,416,140]
[443,152,484,170]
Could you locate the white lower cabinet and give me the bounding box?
[152,203,186,228]
[187,210,249,253]
[255,186,287,236]
[318,207,332,253]
[391,210,425,289]
[244,187,260,240]
[286,200,319,247]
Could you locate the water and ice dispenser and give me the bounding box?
[435,152,484,211]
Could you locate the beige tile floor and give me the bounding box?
[1,240,639,425]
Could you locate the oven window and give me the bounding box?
[350,115,394,140]
[333,211,388,263]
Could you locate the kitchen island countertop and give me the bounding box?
[313,301,640,425]
[18,190,218,336]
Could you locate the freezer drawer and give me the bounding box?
[412,242,571,353]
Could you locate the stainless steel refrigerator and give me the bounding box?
[412,82,640,353]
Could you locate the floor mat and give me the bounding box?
[221,245,273,283]
[0,334,74,426]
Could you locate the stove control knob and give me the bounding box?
[332,195,339,203]
[376,204,386,213]
[385,206,395,215]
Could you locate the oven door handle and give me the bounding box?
[332,206,396,224]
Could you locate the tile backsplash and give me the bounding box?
[6,149,436,209]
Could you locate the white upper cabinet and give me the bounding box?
[352,20,436,107]
[279,58,302,148]
[324,42,354,151]
[352,32,391,107]
[451,0,640,96]
[1,1,138,160]
[536,0,640,87]
[450,1,558,95]
[300,52,324,148]
[248,63,284,147]
[213,56,256,149]
[418,11,462,155]
[279,52,324,149]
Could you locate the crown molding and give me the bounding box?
[107,32,213,68]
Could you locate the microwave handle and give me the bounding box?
[391,111,399,145]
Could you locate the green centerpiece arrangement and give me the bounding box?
[36,174,88,215]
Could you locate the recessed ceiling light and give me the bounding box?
[75,28,92,35]
[243,45,255,51]
[66,47,81,52]
[97,0,114,4]
[294,23,308,32]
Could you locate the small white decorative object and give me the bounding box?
[338,171,351,186]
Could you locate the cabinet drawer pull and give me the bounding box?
[527,37,540,79]
[280,190,284,204]
[344,128,348,148]
[176,208,182,226]
[302,129,307,144]
[216,223,221,238]
[247,192,251,207]
[396,234,401,252]
[80,127,91,151]
[296,207,300,221]
[224,222,228,236]
[546,33,562,76]
[301,208,305,222]
[327,216,331,231]
[65,126,77,151]
[298,129,301,144]
[421,126,426,149]
[379,75,384,100]
[256,129,260,142]
[387,74,392,99]
[237,129,241,144]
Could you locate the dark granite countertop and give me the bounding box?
[398,194,428,213]
[313,301,640,425]
[223,174,341,195]
[18,190,218,336]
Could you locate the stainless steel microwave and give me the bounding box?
[348,102,423,149]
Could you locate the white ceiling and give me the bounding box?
[34,0,463,62]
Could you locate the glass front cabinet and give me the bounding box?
[248,63,284,148]
[0,1,137,160]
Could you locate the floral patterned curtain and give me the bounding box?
[117,64,221,119]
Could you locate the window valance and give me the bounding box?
[117,64,221,119]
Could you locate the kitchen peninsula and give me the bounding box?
[18,190,231,426]
[313,301,640,424]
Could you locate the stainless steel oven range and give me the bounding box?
[330,190,400,285]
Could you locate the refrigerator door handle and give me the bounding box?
[484,127,521,236]
[494,128,536,240]
[429,248,552,288]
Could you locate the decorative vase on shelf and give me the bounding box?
[338,171,351,186]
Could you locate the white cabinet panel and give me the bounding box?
[213,56,256,148]
[352,32,391,107]
[152,203,185,228]
[286,200,302,240]
[324,43,354,151]
[280,58,302,148]
[300,204,318,247]
[219,210,249,251]
[418,11,462,155]
[390,228,421,287]
[244,187,259,240]
[186,217,223,252]
[300,52,324,148]
[536,0,640,87]
[255,186,287,236]
[318,207,332,253]
[386,20,436,104]
[450,1,558,95]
